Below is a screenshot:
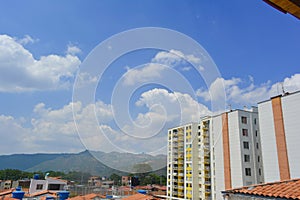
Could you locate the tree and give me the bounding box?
[132,163,152,174]
[109,173,121,186]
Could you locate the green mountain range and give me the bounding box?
[0,150,167,177]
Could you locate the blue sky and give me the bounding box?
[0,0,299,159]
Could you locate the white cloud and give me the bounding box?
[0,86,212,154]
[0,34,81,92]
[135,88,211,126]
[181,66,192,71]
[66,44,82,55]
[123,63,165,86]
[16,35,39,45]
[197,73,300,107]
[198,65,205,71]
[123,49,202,86]
[152,49,201,66]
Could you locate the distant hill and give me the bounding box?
[0,151,167,177]
[0,153,68,170]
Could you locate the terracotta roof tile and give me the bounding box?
[0,189,14,196]
[224,178,300,199]
[121,193,159,200]
[69,193,105,200]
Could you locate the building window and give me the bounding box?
[259,168,262,176]
[254,118,257,125]
[256,143,259,149]
[258,155,260,162]
[36,184,43,190]
[242,129,248,136]
[245,168,251,176]
[244,154,250,162]
[241,116,247,124]
[243,141,249,149]
[255,130,258,137]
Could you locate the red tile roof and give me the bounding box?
[69,193,105,200]
[29,190,58,197]
[224,178,300,199]
[121,193,159,200]
[0,189,14,196]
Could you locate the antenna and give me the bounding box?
[281,82,285,94]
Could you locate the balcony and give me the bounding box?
[178,179,184,183]
[178,186,184,190]
[204,181,211,185]
[178,191,184,196]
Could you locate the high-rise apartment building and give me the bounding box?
[210,108,264,200]
[258,91,300,183]
[167,122,211,200]
[167,108,264,200]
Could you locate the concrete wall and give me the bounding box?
[258,101,280,182]
[282,92,300,179]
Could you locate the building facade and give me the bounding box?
[167,123,202,200]
[258,91,300,183]
[167,108,264,200]
[210,108,264,200]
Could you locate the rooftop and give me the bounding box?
[121,193,159,200]
[223,178,300,199]
[264,0,300,19]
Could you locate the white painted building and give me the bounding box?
[167,108,264,200]
[29,177,67,194]
[258,91,300,183]
[210,108,264,200]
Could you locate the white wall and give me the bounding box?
[29,179,47,194]
[228,112,243,188]
[211,115,224,200]
[282,92,300,179]
[258,101,280,182]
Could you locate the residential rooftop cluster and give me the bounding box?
[0,175,166,200]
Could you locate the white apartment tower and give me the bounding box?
[258,91,300,183]
[210,108,264,200]
[167,108,264,200]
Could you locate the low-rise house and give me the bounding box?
[222,178,300,199]
[29,177,67,194]
[88,177,101,187]
[0,180,12,190]
[121,177,130,186]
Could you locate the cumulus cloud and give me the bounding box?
[132,88,210,132]
[123,63,165,86]
[152,49,201,66]
[66,44,82,55]
[0,34,81,92]
[0,86,212,154]
[197,73,300,107]
[16,35,39,45]
[123,49,202,86]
